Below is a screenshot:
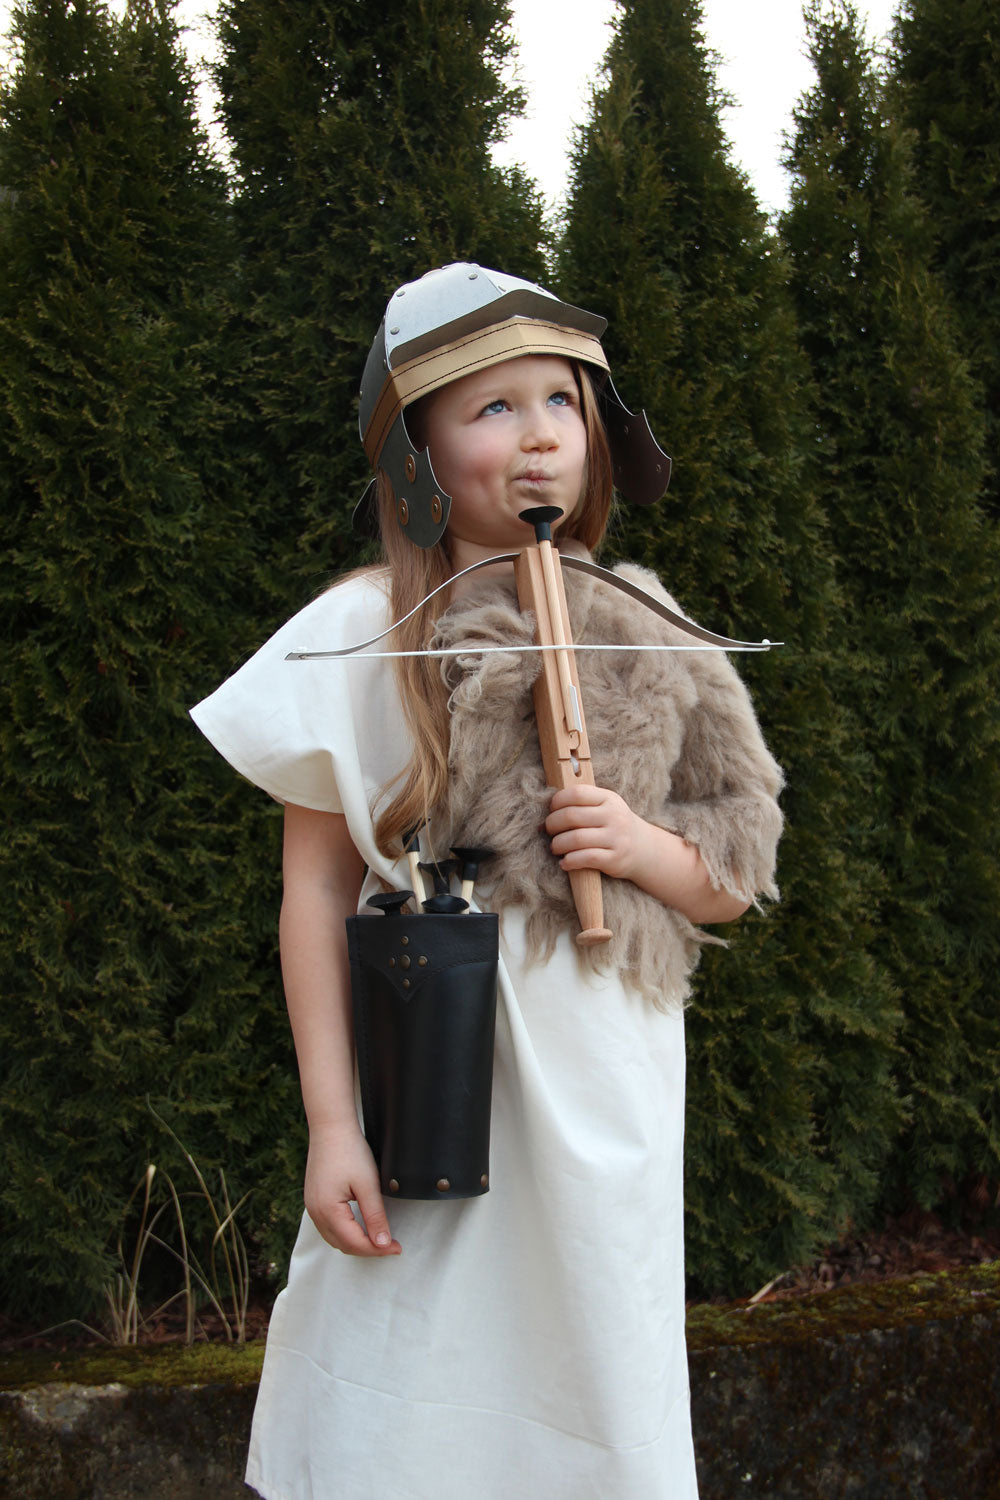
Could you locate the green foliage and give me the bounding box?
[0,0,550,1325]
[0,0,301,1321]
[213,0,548,609]
[891,0,1000,517]
[3,0,997,1325]
[557,0,901,1295]
[782,0,1000,1208]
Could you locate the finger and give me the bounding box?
[546,804,611,835]
[309,1198,401,1257]
[354,1183,402,1255]
[310,1199,382,1256]
[559,846,622,876]
[549,784,605,813]
[551,823,613,852]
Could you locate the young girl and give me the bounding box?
[192,262,783,1499]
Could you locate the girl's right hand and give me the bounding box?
[303,1122,402,1257]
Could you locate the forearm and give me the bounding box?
[279,886,361,1134]
[279,803,365,1134]
[546,784,751,925]
[626,819,750,924]
[279,804,400,1256]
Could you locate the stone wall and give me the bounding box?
[0,1346,259,1500]
[688,1263,1000,1497]
[2,1266,998,1498]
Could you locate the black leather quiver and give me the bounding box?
[347,908,499,1200]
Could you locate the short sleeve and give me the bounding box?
[190,573,395,816]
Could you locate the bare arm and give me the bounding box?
[280,802,401,1256]
[545,784,750,924]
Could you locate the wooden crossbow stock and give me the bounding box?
[288,506,780,947]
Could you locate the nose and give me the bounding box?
[520,402,559,452]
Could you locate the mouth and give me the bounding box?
[514,471,553,486]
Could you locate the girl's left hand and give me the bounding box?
[544,784,645,882]
[544,783,751,924]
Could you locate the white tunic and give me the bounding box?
[191,573,699,1500]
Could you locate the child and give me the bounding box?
[191,262,783,1499]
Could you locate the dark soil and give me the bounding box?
[3,1201,998,1355]
[0,1298,273,1356]
[708,1201,1000,1309]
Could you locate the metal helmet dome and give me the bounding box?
[357,262,670,548]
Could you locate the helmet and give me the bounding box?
[357,262,670,548]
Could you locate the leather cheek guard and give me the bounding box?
[599,376,672,506]
[348,911,499,1200]
[379,411,452,548]
[352,373,671,545]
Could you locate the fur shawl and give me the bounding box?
[430,545,784,1011]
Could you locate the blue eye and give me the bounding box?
[548,390,571,407]
[481,399,507,416]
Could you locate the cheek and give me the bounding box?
[426,436,464,497]
[448,436,503,495]
[571,429,589,483]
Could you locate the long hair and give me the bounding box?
[371,363,614,860]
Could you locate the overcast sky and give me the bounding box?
[0,0,901,217]
[495,0,900,216]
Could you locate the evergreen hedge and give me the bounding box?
[556,0,901,1295]
[891,0,1000,519]
[1,0,551,1322]
[214,0,548,610]
[1,0,997,1323]
[782,0,1000,1209]
[0,0,297,1320]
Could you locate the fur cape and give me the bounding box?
[429,544,784,1012]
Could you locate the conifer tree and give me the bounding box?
[557,0,900,1294]
[782,0,1000,1212]
[0,0,298,1320]
[214,0,547,610]
[891,0,1000,517]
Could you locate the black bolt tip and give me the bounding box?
[401,824,424,852]
[421,894,469,916]
[366,891,413,916]
[418,858,456,894]
[451,846,495,879]
[518,506,564,543]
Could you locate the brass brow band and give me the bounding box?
[362,317,610,466]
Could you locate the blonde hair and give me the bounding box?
[367,363,614,860]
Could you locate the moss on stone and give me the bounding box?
[0,1338,266,1393]
[686,1261,1000,1352]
